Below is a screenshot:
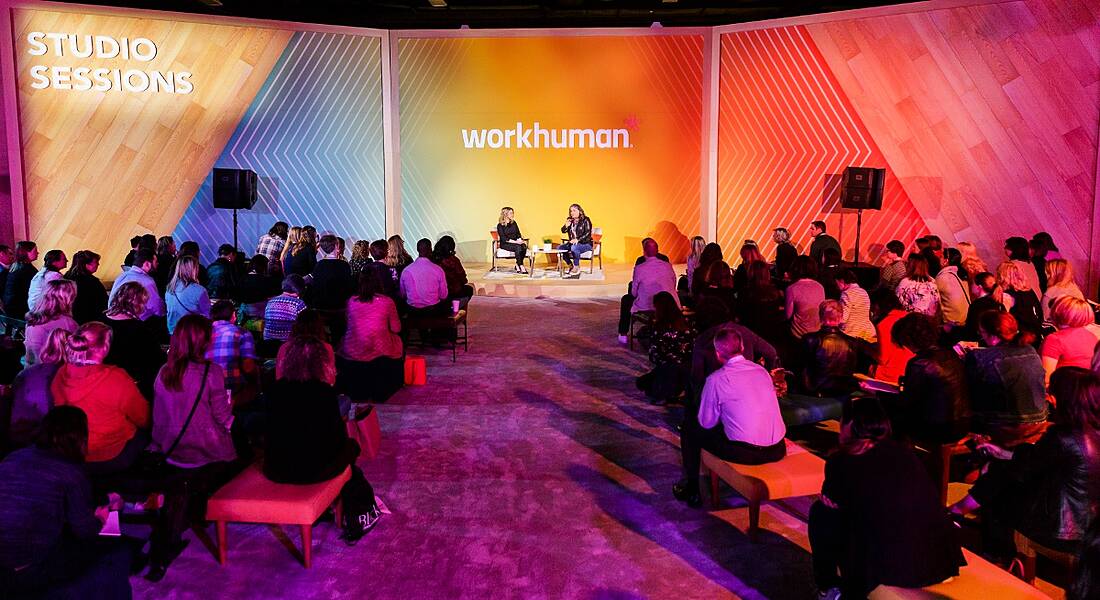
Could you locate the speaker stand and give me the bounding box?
[232,208,239,252]
[854,208,863,265]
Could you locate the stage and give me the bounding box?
[468,262,675,299]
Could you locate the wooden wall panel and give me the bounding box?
[806,0,1100,291]
[14,9,291,278]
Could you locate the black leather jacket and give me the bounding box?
[561,217,593,245]
[973,427,1100,545]
[897,347,970,442]
[800,325,876,396]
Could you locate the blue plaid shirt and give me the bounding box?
[206,320,256,392]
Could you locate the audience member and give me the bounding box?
[869,288,912,384]
[785,256,826,339]
[367,239,399,298]
[997,260,1042,341]
[772,228,797,281]
[64,250,108,324]
[636,291,695,405]
[963,272,1008,340]
[674,327,786,506]
[800,300,875,397]
[1004,236,1042,300]
[279,226,302,271]
[890,313,969,442]
[957,241,989,298]
[819,247,843,299]
[337,271,404,404]
[808,220,841,265]
[266,336,381,543]
[24,279,78,367]
[684,236,706,291]
[935,247,972,329]
[27,249,67,313]
[103,282,167,400]
[166,255,211,334]
[284,227,318,276]
[310,234,355,311]
[964,311,1047,447]
[0,406,135,598]
[206,300,257,403]
[177,241,209,286]
[51,322,149,475]
[10,328,70,448]
[385,234,414,274]
[920,245,942,278]
[154,236,177,295]
[238,254,279,320]
[690,242,724,298]
[835,268,876,343]
[737,261,788,346]
[256,221,289,264]
[950,367,1100,561]
[206,244,239,301]
[809,398,963,598]
[263,274,308,344]
[349,240,372,278]
[690,314,779,407]
[0,244,13,298]
[732,242,765,293]
[433,235,474,305]
[695,260,736,317]
[400,238,450,317]
[896,254,940,318]
[123,235,142,268]
[4,241,39,318]
[108,248,165,322]
[1041,258,1085,323]
[879,240,907,292]
[1040,296,1100,385]
[619,239,678,343]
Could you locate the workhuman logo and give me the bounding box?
[460,122,632,150]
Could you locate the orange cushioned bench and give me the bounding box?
[205,463,350,568]
[869,548,1047,599]
[702,439,825,540]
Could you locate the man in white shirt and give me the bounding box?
[26,249,67,311]
[108,248,165,321]
[617,238,674,344]
[399,238,449,317]
[674,325,787,506]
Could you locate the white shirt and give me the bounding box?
[630,256,678,313]
[935,266,971,326]
[26,269,61,312]
[698,356,786,447]
[399,257,448,308]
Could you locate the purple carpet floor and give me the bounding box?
[130,297,818,599]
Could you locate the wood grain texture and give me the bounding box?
[806,0,1100,291]
[14,9,291,278]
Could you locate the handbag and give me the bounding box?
[135,363,211,477]
[345,404,382,461]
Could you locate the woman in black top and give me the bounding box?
[283,228,318,277]
[997,260,1042,344]
[4,240,38,318]
[64,250,108,324]
[809,398,964,598]
[890,312,970,443]
[496,206,528,273]
[558,203,593,277]
[102,282,167,401]
[636,292,695,405]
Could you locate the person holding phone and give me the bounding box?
[559,203,593,277]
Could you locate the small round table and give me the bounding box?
[528,247,566,278]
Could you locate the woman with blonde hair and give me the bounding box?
[284,227,318,276]
[24,279,78,366]
[684,236,706,290]
[279,226,302,265]
[1039,296,1100,384]
[51,321,149,475]
[385,234,413,274]
[1041,259,1085,323]
[349,240,372,278]
[956,241,988,297]
[496,206,528,273]
[996,261,1042,340]
[166,255,211,334]
[10,328,71,446]
[104,281,166,400]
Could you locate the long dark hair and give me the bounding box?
[839,398,892,455]
[161,314,212,391]
[36,405,89,463]
[652,291,687,332]
[1050,367,1100,434]
[64,250,100,278]
[355,270,383,302]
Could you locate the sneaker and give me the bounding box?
[617,335,628,345]
[815,588,841,600]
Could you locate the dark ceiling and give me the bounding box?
[60,0,918,29]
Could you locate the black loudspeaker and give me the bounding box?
[840,166,884,210]
[212,168,258,210]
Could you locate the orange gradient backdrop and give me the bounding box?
[398,35,705,264]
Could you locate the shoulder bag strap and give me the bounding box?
[950,271,971,305]
[162,362,211,461]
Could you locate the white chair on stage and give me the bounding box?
[579,228,603,273]
[489,230,528,272]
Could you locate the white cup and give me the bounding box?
[452,300,461,314]
[543,243,551,252]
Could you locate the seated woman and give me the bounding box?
[165,255,211,335]
[696,260,737,317]
[10,328,70,448]
[890,312,970,443]
[1040,296,1100,386]
[810,398,964,598]
[690,242,724,298]
[337,271,405,404]
[265,336,381,543]
[785,256,826,340]
[731,242,765,294]
[349,241,372,279]
[433,235,474,307]
[64,250,108,324]
[385,234,414,275]
[683,236,706,294]
[896,254,941,319]
[951,367,1100,561]
[0,406,134,599]
[636,291,695,405]
[103,281,167,401]
[1040,258,1084,323]
[50,322,149,476]
[146,314,236,582]
[964,310,1047,447]
[997,260,1043,344]
[496,206,528,274]
[736,261,788,347]
[24,279,78,367]
[869,288,913,384]
[558,203,593,277]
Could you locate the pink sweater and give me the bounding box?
[340,295,403,362]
